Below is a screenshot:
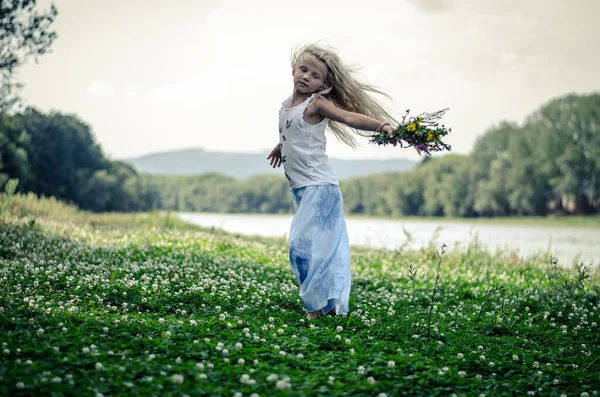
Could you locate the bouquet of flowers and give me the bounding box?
[370,108,451,156]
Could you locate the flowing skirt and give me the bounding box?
[289,184,351,315]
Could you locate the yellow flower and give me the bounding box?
[407,123,417,132]
[427,132,435,142]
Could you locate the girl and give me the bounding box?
[267,43,396,319]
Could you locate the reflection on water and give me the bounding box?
[178,213,599,267]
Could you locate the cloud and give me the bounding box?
[408,0,453,13]
[87,80,115,96]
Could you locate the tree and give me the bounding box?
[525,93,600,214]
[1,0,58,111]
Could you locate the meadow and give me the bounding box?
[0,193,599,396]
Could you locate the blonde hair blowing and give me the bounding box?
[291,42,397,148]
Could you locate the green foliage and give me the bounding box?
[0,0,58,110]
[0,109,158,212]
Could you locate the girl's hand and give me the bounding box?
[381,124,397,146]
[267,144,283,168]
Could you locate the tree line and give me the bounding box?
[143,92,599,217]
[0,109,161,212]
[1,93,598,216]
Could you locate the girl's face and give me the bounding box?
[292,54,328,94]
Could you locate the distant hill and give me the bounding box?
[122,148,417,180]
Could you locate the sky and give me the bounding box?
[15,0,600,161]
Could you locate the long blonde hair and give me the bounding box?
[291,42,396,148]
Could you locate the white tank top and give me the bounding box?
[278,94,339,189]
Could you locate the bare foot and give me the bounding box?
[306,311,320,319]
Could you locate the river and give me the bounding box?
[178,213,599,267]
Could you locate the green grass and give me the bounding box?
[0,195,599,396]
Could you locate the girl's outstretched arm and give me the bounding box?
[313,98,395,138]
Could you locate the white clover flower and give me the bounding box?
[16,382,25,389]
[477,346,484,351]
[276,379,291,390]
[267,373,278,382]
[82,347,90,353]
[336,326,343,332]
[198,373,207,380]
[175,357,182,364]
[458,371,466,378]
[476,374,482,380]
[367,376,375,385]
[345,338,351,344]
[51,377,62,383]
[296,353,304,359]
[388,361,395,368]
[158,318,165,324]
[235,343,243,349]
[171,374,184,384]
[512,355,519,361]
[489,362,495,367]
[238,359,245,365]
[533,361,540,368]
[95,362,103,371]
[328,376,335,384]
[479,355,486,361]
[196,363,204,370]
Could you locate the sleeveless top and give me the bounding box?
[278,94,339,190]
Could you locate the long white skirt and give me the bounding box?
[288,184,351,315]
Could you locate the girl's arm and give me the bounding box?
[313,98,395,137]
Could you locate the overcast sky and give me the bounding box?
[16,0,600,160]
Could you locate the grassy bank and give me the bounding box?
[0,194,599,396]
